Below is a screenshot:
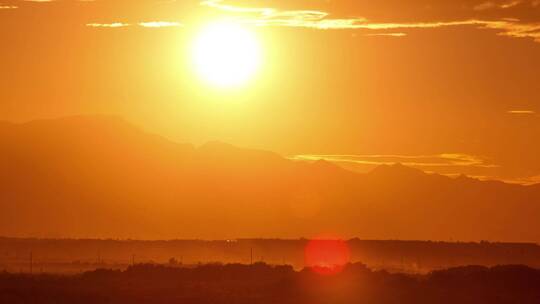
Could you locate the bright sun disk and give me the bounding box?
[191,21,262,88]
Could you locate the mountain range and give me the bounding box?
[1,116,539,242]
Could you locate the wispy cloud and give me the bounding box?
[139,21,182,28]
[507,110,536,114]
[200,0,366,29]
[0,5,18,9]
[474,1,522,11]
[86,23,130,28]
[481,21,540,42]
[366,33,407,37]
[86,21,183,29]
[293,153,540,185]
[291,153,498,168]
[201,0,276,15]
[200,0,540,43]
[498,174,540,185]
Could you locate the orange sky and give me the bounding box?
[1,0,539,182]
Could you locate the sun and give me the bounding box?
[191,21,262,88]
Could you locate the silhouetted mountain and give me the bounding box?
[368,163,426,179]
[0,116,539,241]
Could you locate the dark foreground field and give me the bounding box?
[1,263,539,304]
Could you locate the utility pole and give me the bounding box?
[132,254,135,266]
[29,251,33,275]
[250,248,253,265]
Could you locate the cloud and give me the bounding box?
[200,0,366,29]
[349,20,540,43]
[353,20,482,30]
[480,21,540,42]
[291,153,498,168]
[292,153,540,185]
[200,0,540,43]
[86,21,183,29]
[0,5,18,9]
[507,110,536,114]
[365,33,407,37]
[474,1,522,10]
[201,0,276,15]
[501,175,540,185]
[86,23,130,28]
[138,21,182,28]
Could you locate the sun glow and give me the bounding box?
[191,21,262,88]
[305,238,351,275]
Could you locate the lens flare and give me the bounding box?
[304,237,351,275]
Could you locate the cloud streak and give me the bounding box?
[86,23,130,28]
[366,33,407,37]
[291,153,498,168]
[200,0,540,43]
[201,0,366,29]
[292,154,540,185]
[507,110,536,114]
[139,21,182,28]
[481,21,540,42]
[474,1,522,10]
[86,22,183,29]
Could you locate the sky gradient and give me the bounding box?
[1,0,539,183]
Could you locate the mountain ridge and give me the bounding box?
[1,115,539,241]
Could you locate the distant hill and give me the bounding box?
[1,116,539,241]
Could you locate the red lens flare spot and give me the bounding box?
[304,238,351,275]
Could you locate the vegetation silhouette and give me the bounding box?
[1,263,539,304]
[2,237,539,273]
